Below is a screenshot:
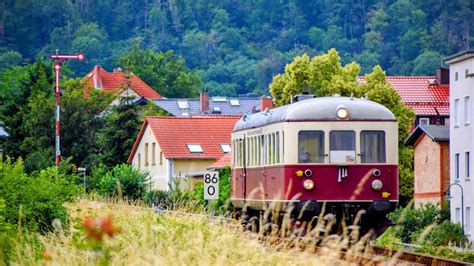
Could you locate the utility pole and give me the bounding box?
[50,51,84,167]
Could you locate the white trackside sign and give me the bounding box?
[204,171,219,200]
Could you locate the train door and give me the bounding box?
[242,135,247,201]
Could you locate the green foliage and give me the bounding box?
[0,50,22,72]
[389,203,455,244]
[96,97,141,168]
[98,164,150,200]
[0,158,80,232]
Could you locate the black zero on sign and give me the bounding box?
[207,186,216,196]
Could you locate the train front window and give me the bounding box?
[298,131,324,163]
[361,131,386,163]
[330,131,355,163]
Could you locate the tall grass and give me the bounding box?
[9,198,353,265]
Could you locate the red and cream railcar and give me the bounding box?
[231,96,398,227]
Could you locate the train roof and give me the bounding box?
[233,96,396,132]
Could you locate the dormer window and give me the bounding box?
[230,99,240,106]
[220,144,231,153]
[178,100,189,109]
[187,144,203,153]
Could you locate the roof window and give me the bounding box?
[230,99,240,106]
[212,96,227,102]
[212,106,222,114]
[182,112,190,117]
[220,144,231,153]
[177,100,189,109]
[187,144,203,153]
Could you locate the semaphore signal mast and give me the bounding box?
[50,51,85,167]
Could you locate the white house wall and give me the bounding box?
[449,54,474,239]
[130,124,169,191]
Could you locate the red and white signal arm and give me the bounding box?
[50,54,85,61]
[204,171,219,200]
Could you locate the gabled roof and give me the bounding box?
[207,153,231,170]
[358,76,449,116]
[128,116,240,161]
[404,125,449,146]
[154,96,261,117]
[84,65,162,99]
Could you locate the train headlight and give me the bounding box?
[303,179,314,190]
[371,179,383,191]
[336,106,348,119]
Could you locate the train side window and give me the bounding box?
[276,132,280,164]
[298,131,325,163]
[360,131,386,163]
[329,131,355,163]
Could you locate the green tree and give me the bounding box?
[96,97,141,168]
[118,45,202,98]
[0,50,22,72]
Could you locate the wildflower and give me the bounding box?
[40,251,52,260]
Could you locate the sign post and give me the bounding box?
[49,52,84,167]
[204,171,219,200]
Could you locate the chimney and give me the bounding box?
[93,65,103,89]
[113,67,122,73]
[436,67,449,85]
[260,96,273,111]
[200,90,209,113]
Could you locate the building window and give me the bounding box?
[187,144,203,153]
[467,207,471,235]
[456,208,461,224]
[467,151,471,179]
[230,99,240,106]
[152,143,156,165]
[220,144,231,153]
[138,153,141,168]
[444,118,450,126]
[455,153,460,180]
[419,118,430,125]
[466,69,470,78]
[465,96,470,125]
[160,151,163,165]
[361,131,386,163]
[455,72,458,81]
[145,143,149,166]
[454,99,460,127]
[177,100,189,109]
[298,131,324,163]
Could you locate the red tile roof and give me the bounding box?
[128,116,240,162]
[207,153,231,170]
[84,65,162,99]
[358,76,449,116]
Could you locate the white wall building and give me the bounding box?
[445,50,474,240]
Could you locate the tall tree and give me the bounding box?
[96,97,141,168]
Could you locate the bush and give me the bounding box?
[144,167,233,214]
[421,220,467,246]
[98,164,149,200]
[389,203,447,243]
[0,158,80,232]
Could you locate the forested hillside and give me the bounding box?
[1,0,473,96]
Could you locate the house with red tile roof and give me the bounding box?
[359,68,450,127]
[127,116,240,191]
[84,65,162,102]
